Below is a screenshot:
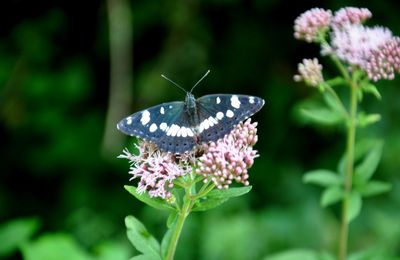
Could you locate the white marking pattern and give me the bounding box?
[140,110,150,125]
[226,109,234,118]
[149,123,158,132]
[230,95,241,109]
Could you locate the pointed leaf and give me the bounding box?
[125,216,161,259]
[347,192,362,223]
[303,169,342,187]
[0,218,40,257]
[354,141,383,183]
[192,186,252,212]
[358,181,392,197]
[321,186,344,207]
[322,90,346,117]
[161,223,175,259]
[357,112,381,128]
[300,107,343,126]
[124,186,174,211]
[166,212,177,228]
[361,83,382,100]
[130,255,160,260]
[325,77,347,87]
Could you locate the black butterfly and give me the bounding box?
[117,71,265,154]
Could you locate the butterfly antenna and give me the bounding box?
[161,74,187,94]
[190,70,210,93]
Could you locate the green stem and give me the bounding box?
[165,188,191,260]
[165,178,214,260]
[338,76,358,260]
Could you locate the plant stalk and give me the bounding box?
[338,78,358,260]
[165,190,191,260]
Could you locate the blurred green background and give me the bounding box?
[1,0,399,259]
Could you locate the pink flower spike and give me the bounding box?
[294,8,332,43]
[196,119,259,189]
[332,7,372,29]
[329,24,393,68]
[366,37,400,81]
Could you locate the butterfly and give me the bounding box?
[117,71,265,154]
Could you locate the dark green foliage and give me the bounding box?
[1,0,399,259]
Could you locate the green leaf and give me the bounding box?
[206,186,252,198]
[322,90,346,117]
[357,112,381,128]
[263,248,335,260]
[354,141,383,183]
[303,169,342,187]
[300,107,344,126]
[321,186,344,207]
[125,216,161,259]
[192,186,252,212]
[325,77,346,87]
[124,186,174,211]
[130,255,160,260]
[160,223,175,259]
[21,233,92,260]
[347,192,362,223]
[361,83,382,100]
[358,181,392,197]
[0,217,40,257]
[166,212,177,228]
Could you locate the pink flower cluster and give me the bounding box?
[196,119,259,189]
[366,37,400,81]
[332,7,372,28]
[294,8,332,42]
[295,7,400,81]
[119,120,260,199]
[118,142,192,199]
[294,58,324,87]
[329,25,393,67]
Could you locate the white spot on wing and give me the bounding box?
[160,122,167,131]
[216,97,221,104]
[149,123,158,132]
[181,127,187,137]
[216,112,224,120]
[160,107,165,114]
[187,128,194,137]
[208,116,217,126]
[249,96,255,104]
[167,124,179,136]
[140,110,150,125]
[230,95,241,109]
[126,117,132,125]
[226,109,234,118]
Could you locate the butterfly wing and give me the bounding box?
[196,94,265,143]
[117,101,197,153]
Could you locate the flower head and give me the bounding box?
[366,37,400,81]
[332,7,372,28]
[119,119,261,199]
[118,142,193,199]
[196,119,259,189]
[328,24,393,67]
[294,58,324,87]
[294,8,332,42]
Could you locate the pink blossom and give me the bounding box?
[366,37,400,81]
[328,24,393,67]
[119,120,261,199]
[118,142,193,199]
[294,8,332,43]
[196,119,259,189]
[332,7,372,28]
[294,58,324,87]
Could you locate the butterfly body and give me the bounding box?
[117,93,264,154]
